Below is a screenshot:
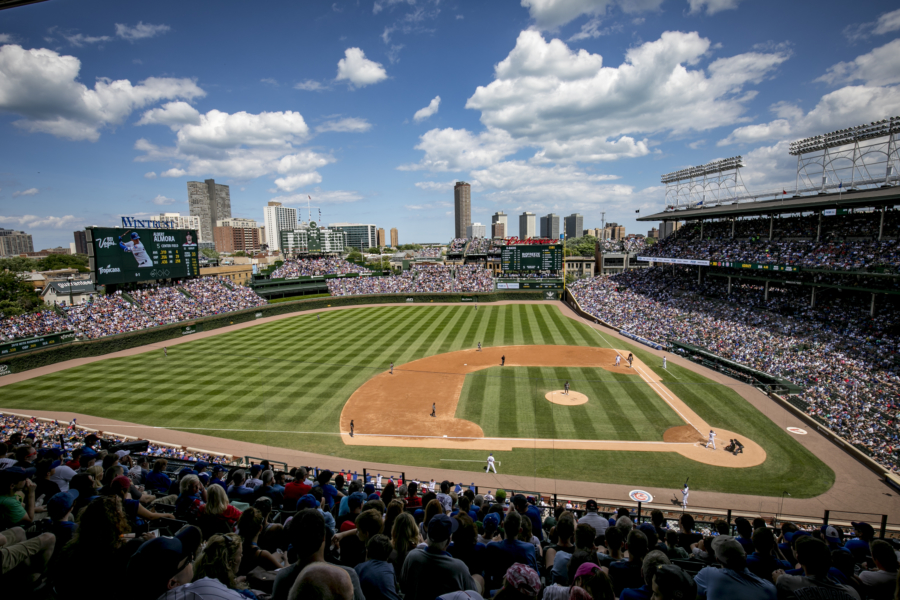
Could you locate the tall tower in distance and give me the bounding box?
[519,212,536,239]
[564,214,583,239]
[390,227,398,247]
[454,181,471,239]
[187,179,231,244]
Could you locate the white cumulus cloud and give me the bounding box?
[0,214,79,229]
[336,48,388,88]
[521,0,664,29]
[845,9,900,41]
[0,45,204,141]
[413,96,441,122]
[144,172,158,179]
[115,22,171,41]
[316,117,372,133]
[161,168,187,178]
[816,38,900,87]
[294,79,327,91]
[152,195,177,205]
[12,188,39,197]
[271,188,363,205]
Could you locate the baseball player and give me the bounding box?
[390,362,393,375]
[317,314,320,321]
[627,353,633,368]
[564,381,570,395]
[350,420,354,437]
[681,483,689,507]
[706,429,716,450]
[615,355,621,367]
[164,346,167,357]
[501,355,506,366]
[663,356,667,369]
[477,342,482,352]
[376,473,382,489]
[431,403,436,418]
[486,453,497,473]
[119,232,153,267]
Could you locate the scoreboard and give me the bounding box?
[500,244,563,272]
[87,227,200,285]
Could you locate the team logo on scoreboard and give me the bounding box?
[99,265,122,274]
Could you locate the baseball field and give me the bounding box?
[0,304,834,497]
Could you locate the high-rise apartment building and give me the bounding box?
[603,223,626,240]
[0,229,34,256]
[329,223,377,250]
[467,223,486,238]
[263,202,298,252]
[159,212,202,232]
[491,211,508,232]
[648,227,660,238]
[564,214,583,239]
[214,218,261,253]
[376,228,386,247]
[519,212,536,239]
[540,214,560,239]
[187,179,231,243]
[73,230,88,255]
[659,221,681,239]
[583,228,602,238]
[454,181,471,239]
[492,222,506,238]
[390,228,398,247]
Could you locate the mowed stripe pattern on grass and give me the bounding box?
[457,366,684,440]
[2,305,605,436]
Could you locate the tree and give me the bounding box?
[365,247,381,254]
[37,253,89,272]
[201,248,220,259]
[565,236,597,257]
[0,257,40,273]
[398,244,423,251]
[233,251,248,257]
[0,270,43,317]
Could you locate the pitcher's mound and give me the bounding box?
[664,425,705,443]
[546,390,589,406]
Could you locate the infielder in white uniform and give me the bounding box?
[376,473,382,489]
[681,484,689,507]
[119,232,153,267]
[706,430,716,450]
[663,356,667,369]
[486,453,497,473]
[615,355,621,367]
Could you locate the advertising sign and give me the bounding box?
[88,227,200,285]
[636,256,710,266]
[0,331,77,356]
[460,296,475,302]
[181,325,201,336]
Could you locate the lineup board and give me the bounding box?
[500,244,563,271]
[88,227,200,285]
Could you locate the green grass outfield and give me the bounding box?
[0,304,834,497]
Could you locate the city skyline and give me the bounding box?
[1,1,898,249]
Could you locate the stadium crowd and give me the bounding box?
[328,265,494,296]
[598,239,648,254]
[466,238,492,255]
[449,239,468,253]
[0,277,267,342]
[417,247,442,259]
[270,258,372,279]
[2,422,891,600]
[570,267,900,471]
[643,211,900,273]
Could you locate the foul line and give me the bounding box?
[440,459,502,465]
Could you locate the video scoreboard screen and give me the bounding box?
[500,244,563,272]
[87,227,200,285]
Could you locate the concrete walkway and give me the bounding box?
[3,300,899,522]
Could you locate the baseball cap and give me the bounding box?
[367,493,380,501]
[484,513,501,529]
[586,499,598,511]
[115,450,131,458]
[0,466,29,484]
[785,531,810,544]
[111,476,132,493]
[428,514,459,543]
[638,522,657,538]
[47,490,79,520]
[212,465,226,474]
[250,464,262,474]
[297,494,318,510]
[505,563,541,597]
[543,516,557,530]
[820,525,841,544]
[179,467,197,476]
[130,232,140,239]
[198,472,210,485]
[348,492,367,509]
[851,522,875,538]
[364,483,375,495]
[574,562,601,580]
[512,493,527,507]
[711,535,746,564]
[127,526,201,584]
[195,461,209,470]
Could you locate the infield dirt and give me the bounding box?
[339,345,766,468]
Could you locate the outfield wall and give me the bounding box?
[0,291,545,374]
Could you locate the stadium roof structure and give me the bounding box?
[0,0,48,10]
[637,185,900,222]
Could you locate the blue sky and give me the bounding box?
[1,0,899,249]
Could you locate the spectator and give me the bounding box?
[0,525,55,584]
[664,529,690,560]
[400,514,483,600]
[383,499,404,537]
[388,511,421,574]
[191,532,250,595]
[653,565,697,600]
[577,499,608,540]
[127,525,216,600]
[236,507,285,575]
[316,470,342,509]
[621,550,672,600]
[146,459,173,496]
[694,535,777,600]
[354,533,401,600]
[0,467,37,529]
[254,470,284,508]
[493,563,542,600]
[198,483,243,529]
[609,529,650,595]
[484,510,538,590]
[513,494,545,542]
[227,470,255,503]
[746,527,792,582]
[340,508,384,569]
[448,513,485,576]
[271,508,364,600]
[774,536,860,600]
[337,492,366,532]
[45,489,78,549]
[856,539,897,600]
[174,473,207,521]
[289,563,356,600]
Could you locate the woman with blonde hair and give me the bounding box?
[193,533,248,591]
[389,511,421,573]
[198,483,242,528]
[87,465,104,489]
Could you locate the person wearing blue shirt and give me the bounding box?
[227,470,255,503]
[355,534,401,600]
[694,536,777,600]
[483,511,537,590]
[145,459,173,495]
[620,550,671,600]
[46,489,79,550]
[316,470,342,509]
[512,494,544,542]
[734,518,755,554]
[209,465,228,490]
[746,527,792,582]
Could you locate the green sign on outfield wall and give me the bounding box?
[0,330,77,356]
